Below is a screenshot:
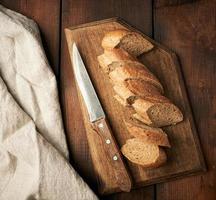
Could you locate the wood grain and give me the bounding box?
[60,1,154,198]
[154,0,216,199]
[3,0,215,199]
[92,118,132,193]
[0,0,61,76]
[65,18,205,195]
[154,0,196,8]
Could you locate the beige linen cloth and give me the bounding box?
[0,5,98,200]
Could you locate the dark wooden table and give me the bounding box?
[1,0,215,199]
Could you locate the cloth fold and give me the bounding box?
[0,4,98,200]
[0,4,68,158]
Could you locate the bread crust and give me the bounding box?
[125,122,171,147]
[132,97,183,127]
[109,64,164,93]
[101,29,154,56]
[114,95,129,107]
[107,60,150,74]
[97,49,136,73]
[101,29,129,50]
[121,138,167,168]
[113,80,163,106]
[133,113,153,126]
[125,79,162,96]
[113,84,135,105]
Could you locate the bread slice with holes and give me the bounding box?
[121,138,167,168]
[109,63,164,93]
[101,29,154,56]
[97,49,136,73]
[125,120,171,147]
[132,96,183,127]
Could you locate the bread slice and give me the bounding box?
[97,49,136,73]
[132,96,183,127]
[121,138,167,168]
[113,79,162,105]
[109,64,164,93]
[133,113,152,125]
[107,60,150,74]
[125,79,162,95]
[113,84,135,105]
[101,29,154,56]
[125,121,171,147]
[101,29,129,50]
[114,95,129,107]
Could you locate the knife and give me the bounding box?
[71,43,132,192]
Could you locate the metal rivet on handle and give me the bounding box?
[113,155,118,161]
[98,123,103,128]
[106,139,111,144]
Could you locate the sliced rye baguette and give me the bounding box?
[101,29,154,56]
[132,96,183,127]
[109,64,164,93]
[113,85,135,106]
[121,138,167,168]
[125,79,162,95]
[124,120,171,147]
[114,94,128,107]
[107,60,150,74]
[113,79,162,105]
[133,113,152,125]
[97,49,136,73]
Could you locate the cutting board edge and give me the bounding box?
[170,53,206,172]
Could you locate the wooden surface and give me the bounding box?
[65,18,205,195]
[154,1,216,200]
[0,0,215,200]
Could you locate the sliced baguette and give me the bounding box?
[133,113,152,125]
[97,49,136,73]
[101,29,154,56]
[113,79,162,105]
[125,121,171,147]
[121,138,167,168]
[125,79,162,95]
[107,60,150,74]
[109,64,164,93]
[113,84,135,105]
[114,95,129,107]
[132,96,183,127]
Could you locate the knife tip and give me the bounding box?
[72,42,77,51]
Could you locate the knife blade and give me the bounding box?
[71,43,132,192]
[72,43,105,122]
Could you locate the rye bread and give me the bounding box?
[107,60,150,74]
[101,29,154,56]
[97,49,136,73]
[121,138,167,168]
[114,95,129,107]
[113,79,162,105]
[132,96,183,127]
[124,121,171,147]
[109,64,164,93]
[113,84,135,105]
[97,29,184,168]
[125,79,162,95]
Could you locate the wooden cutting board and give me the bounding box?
[64,18,206,195]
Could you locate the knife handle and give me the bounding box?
[92,118,132,192]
